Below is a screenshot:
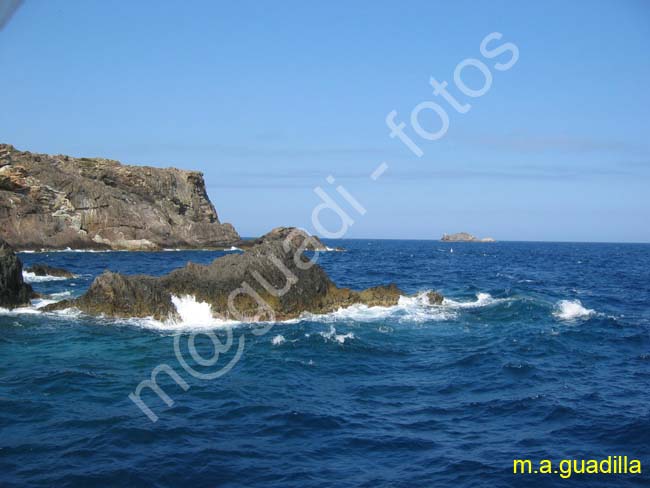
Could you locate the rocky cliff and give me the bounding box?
[0,144,239,250]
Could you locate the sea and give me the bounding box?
[1,240,649,487]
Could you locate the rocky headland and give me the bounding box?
[441,232,495,243]
[0,144,239,251]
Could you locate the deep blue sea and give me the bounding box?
[1,240,649,487]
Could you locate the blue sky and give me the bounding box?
[1,0,649,242]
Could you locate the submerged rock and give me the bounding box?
[45,239,436,322]
[0,239,34,308]
[441,232,495,243]
[25,264,76,278]
[0,143,240,251]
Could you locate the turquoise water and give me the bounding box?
[1,240,649,487]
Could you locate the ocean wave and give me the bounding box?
[22,271,69,283]
[0,292,79,317]
[161,294,241,330]
[302,292,457,324]
[320,325,355,344]
[104,294,247,332]
[553,299,596,321]
[0,305,43,315]
[322,246,344,252]
[271,334,286,345]
[442,292,510,309]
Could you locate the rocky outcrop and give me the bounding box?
[45,237,436,322]
[24,264,75,278]
[441,232,495,243]
[60,271,178,320]
[426,291,444,305]
[238,227,338,251]
[0,239,34,308]
[0,144,240,250]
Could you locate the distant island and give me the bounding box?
[441,232,496,243]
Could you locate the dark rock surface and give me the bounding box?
[441,232,495,243]
[25,264,76,278]
[0,144,240,250]
[45,238,430,322]
[0,239,34,308]
[58,271,178,321]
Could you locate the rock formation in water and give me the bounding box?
[238,226,336,251]
[441,232,495,243]
[24,264,76,278]
[0,239,34,308]
[45,236,439,322]
[0,144,240,250]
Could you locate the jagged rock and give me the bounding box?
[441,232,495,243]
[0,143,240,250]
[52,271,178,320]
[25,264,75,278]
[238,226,339,251]
[0,239,34,308]
[45,239,428,321]
[426,291,444,305]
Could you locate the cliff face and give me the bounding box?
[0,144,239,250]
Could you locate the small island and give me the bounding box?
[441,232,496,243]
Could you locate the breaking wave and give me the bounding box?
[302,291,457,324]
[442,292,510,309]
[22,271,69,283]
[320,325,355,344]
[553,299,596,321]
[271,334,286,345]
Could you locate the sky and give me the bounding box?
[1,0,649,242]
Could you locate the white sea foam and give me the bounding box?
[225,246,242,252]
[31,298,58,308]
[22,271,69,283]
[165,294,240,330]
[442,292,508,309]
[303,291,457,324]
[553,299,596,321]
[320,325,355,344]
[271,334,286,345]
[49,290,73,299]
[0,290,75,316]
[0,305,43,315]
